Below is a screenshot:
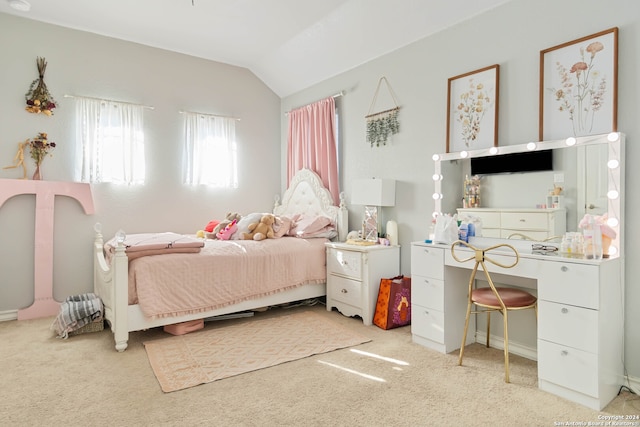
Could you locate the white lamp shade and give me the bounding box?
[351,179,396,206]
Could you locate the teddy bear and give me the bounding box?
[241,214,276,241]
[210,212,242,239]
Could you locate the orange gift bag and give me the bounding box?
[373,275,411,330]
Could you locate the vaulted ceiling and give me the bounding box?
[1,0,512,97]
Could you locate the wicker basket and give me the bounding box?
[69,318,105,336]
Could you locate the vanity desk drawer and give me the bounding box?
[411,275,444,311]
[538,339,599,398]
[538,301,598,352]
[411,305,445,343]
[501,211,551,230]
[411,244,444,280]
[537,262,599,309]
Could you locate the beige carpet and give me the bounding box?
[2,304,639,426]
[144,310,371,392]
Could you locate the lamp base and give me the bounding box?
[363,206,378,241]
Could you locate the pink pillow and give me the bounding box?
[289,215,336,238]
[272,216,293,238]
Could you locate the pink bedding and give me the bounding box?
[105,232,204,262]
[127,237,328,319]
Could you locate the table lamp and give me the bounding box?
[352,178,396,242]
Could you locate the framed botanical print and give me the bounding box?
[539,27,618,141]
[446,64,499,153]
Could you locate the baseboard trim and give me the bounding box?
[0,310,18,322]
[474,331,537,361]
[624,373,640,396]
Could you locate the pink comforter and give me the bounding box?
[127,237,328,319]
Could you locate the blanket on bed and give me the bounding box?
[104,232,204,263]
[128,237,328,319]
[51,293,103,339]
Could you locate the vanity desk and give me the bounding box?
[411,238,623,410]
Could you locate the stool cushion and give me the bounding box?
[472,287,537,308]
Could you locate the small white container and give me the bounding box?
[386,220,398,246]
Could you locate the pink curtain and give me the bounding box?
[286,96,339,205]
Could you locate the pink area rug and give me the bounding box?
[144,310,371,392]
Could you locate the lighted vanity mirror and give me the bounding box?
[432,132,624,257]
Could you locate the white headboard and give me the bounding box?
[273,168,348,241]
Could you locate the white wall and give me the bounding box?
[281,0,640,381]
[0,13,281,309]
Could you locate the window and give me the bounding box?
[74,98,146,184]
[183,112,238,187]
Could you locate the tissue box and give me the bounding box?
[163,319,204,335]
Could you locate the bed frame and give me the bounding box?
[94,168,348,351]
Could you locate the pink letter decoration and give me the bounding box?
[0,179,94,320]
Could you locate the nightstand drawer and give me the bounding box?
[411,245,444,280]
[327,275,361,307]
[411,304,444,344]
[538,339,598,397]
[411,274,444,311]
[327,248,362,280]
[538,301,598,352]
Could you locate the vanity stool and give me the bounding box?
[450,240,538,383]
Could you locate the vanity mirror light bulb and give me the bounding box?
[607,190,619,200]
[432,154,440,161]
[607,132,620,142]
[460,151,469,158]
[432,174,442,181]
[607,159,620,169]
[565,137,577,146]
[527,142,537,150]
[489,147,499,155]
[608,246,618,256]
[607,217,619,228]
[432,193,442,200]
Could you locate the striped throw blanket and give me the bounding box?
[51,293,103,339]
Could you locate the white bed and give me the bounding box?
[94,168,348,351]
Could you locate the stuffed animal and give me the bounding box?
[211,212,242,238]
[241,214,276,241]
[216,219,238,240]
[204,220,220,233]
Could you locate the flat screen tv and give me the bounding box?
[470,150,553,175]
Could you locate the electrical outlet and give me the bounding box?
[554,173,564,183]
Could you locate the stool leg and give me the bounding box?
[458,299,473,366]
[503,310,510,383]
[486,311,491,347]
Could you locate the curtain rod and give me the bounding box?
[179,110,241,121]
[63,94,155,110]
[285,91,345,115]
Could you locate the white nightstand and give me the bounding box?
[325,242,400,325]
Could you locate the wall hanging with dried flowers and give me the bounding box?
[365,76,400,147]
[25,57,57,115]
[28,132,56,180]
